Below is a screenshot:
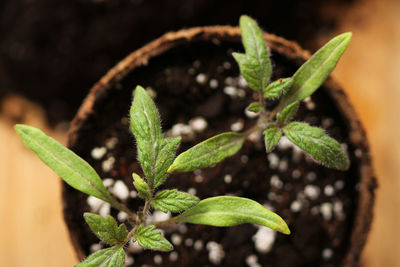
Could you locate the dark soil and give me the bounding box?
[65,40,366,266]
[0,0,356,125]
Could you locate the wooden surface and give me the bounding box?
[1,0,399,265]
[0,96,78,266]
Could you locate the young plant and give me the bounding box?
[14,15,351,267]
[168,15,351,174]
[15,85,290,266]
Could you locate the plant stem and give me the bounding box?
[125,224,140,244]
[141,199,152,224]
[152,216,180,227]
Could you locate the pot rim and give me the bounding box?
[66,25,376,267]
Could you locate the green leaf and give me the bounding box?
[247,102,263,113]
[134,225,173,251]
[263,77,293,98]
[167,132,245,173]
[132,173,151,199]
[282,122,350,170]
[75,246,125,267]
[232,15,271,92]
[130,86,163,188]
[83,213,128,245]
[130,86,180,188]
[14,124,113,202]
[176,196,290,235]
[279,33,352,107]
[153,137,181,188]
[276,101,299,125]
[151,189,199,213]
[264,126,282,152]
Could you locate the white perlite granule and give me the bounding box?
[189,117,208,132]
[105,137,118,149]
[290,200,303,212]
[117,211,128,222]
[304,184,320,200]
[188,187,197,195]
[130,190,138,198]
[148,211,171,223]
[270,175,283,189]
[306,172,317,182]
[127,241,143,254]
[171,123,193,137]
[169,251,178,261]
[246,254,261,267]
[195,175,204,183]
[224,86,238,96]
[99,203,111,217]
[90,243,102,253]
[87,196,106,211]
[209,79,219,89]
[207,241,225,265]
[154,254,163,265]
[334,180,345,190]
[278,158,288,172]
[112,180,129,200]
[103,178,115,187]
[320,202,333,220]
[253,226,276,253]
[322,248,333,260]
[238,75,248,88]
[171,234,182,246]
[196,73,207,84]
[194,240,204,251]
[231,120,244,132]
[267,153,279,169]
[224,174,232,184]
[91,147,107,159]
[185,238,193,247]
[102,156,115,172]
[324,185,335,196]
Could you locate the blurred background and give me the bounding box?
[0,0,399,266]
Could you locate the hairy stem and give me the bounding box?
[152,216,180,227]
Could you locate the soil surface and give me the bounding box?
[65,41,363,266]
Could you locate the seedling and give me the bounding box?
[15,15,350,266]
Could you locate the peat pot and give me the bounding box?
[65,26,376,267]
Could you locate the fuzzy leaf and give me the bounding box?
[130,86,180,188]
[132,173,151,199]
[277,101,299,125]
[168,132,245,173]
[134,225,173,251]
[263,77,293,98]
[14,124,114,202]
[176,196,290,235]
[151,189,199,213]
[279,33,352,107]
[264,126,282,152]
[83,213,128,245]
[75,246,125,267]
[283,122,350,170]
[232,15,271,92]
[130,86,163,188]
[247,102,263,113]
[153,137,181,187]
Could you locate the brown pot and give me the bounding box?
[65,26,376,267]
